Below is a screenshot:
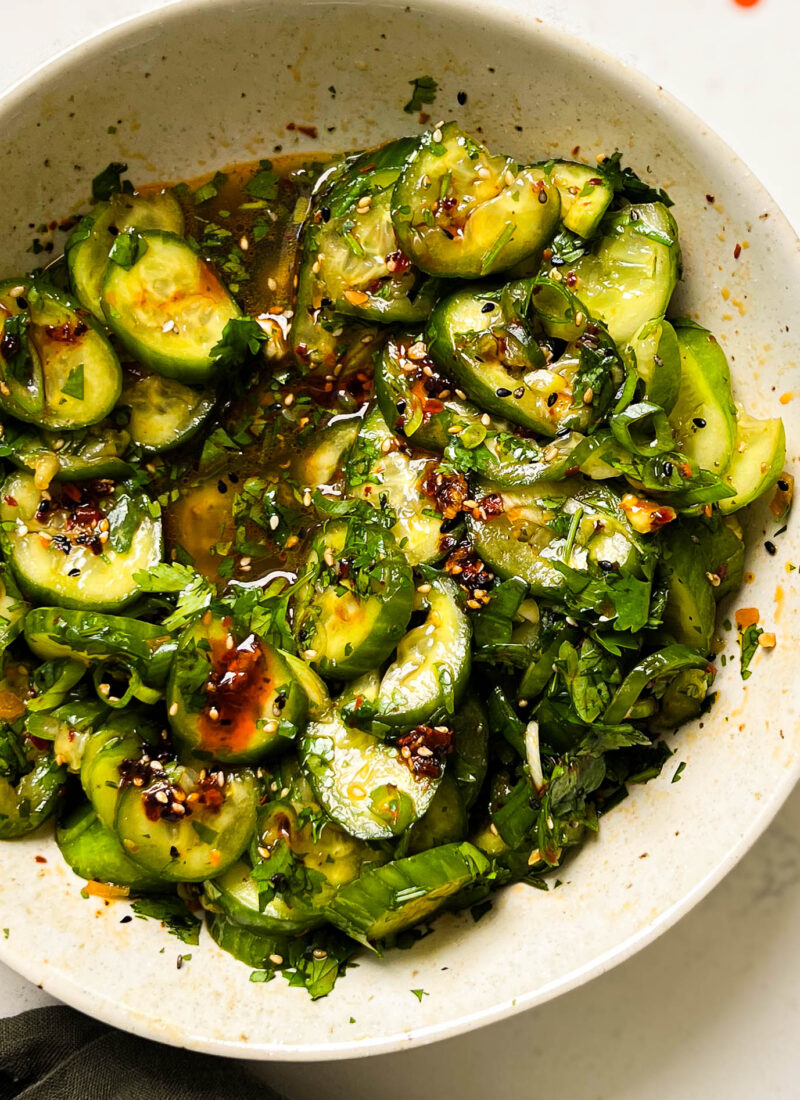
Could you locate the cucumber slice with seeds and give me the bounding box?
[0,471,163,611]
[119,372,215,453]
[3,420,131,483]
[115,764,257,882]
[202,858,322,934]
[293,517,414,681]
[625,318,681,415]
[167,614,308,764]
[299,700,441,841]
[719,411,785,515]
[100,230,241,383]
[326,841,489,946]
[345,405,451,566]
[392,123,560,278]
[671,322,737,475]
[67,190,184,320]
[375,571,471,727]
[538,160,614,238]
[0,280,122,429]
[564,203,680,344]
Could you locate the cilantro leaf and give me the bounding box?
[60,363,84,401]
[739,622,763,680]
[91,162,132,202]
[130,896,201,945]
[108,227,149,270]
[210,317,268,371]
[193,171,228,205]
[244,160,279,202]
[0,313,32,383]
[404,75,438,114]
[600,152,674,208]
[132,562,214,632]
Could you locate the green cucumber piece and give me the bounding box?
[115,764,257,882]
[56,803,167,890]
[391,123,560,278]
[376,572,471,727]
[408,772,467,854]
[299,702,441,840]
[625,318,681,414]
[345,405,450,565]
[539,160,614,238]
[281,654,329,721]
[2,419,131,483]
[468,480,645,597]
[100,230,242,383]
[80,718,157,829]
[326,841,489,945]
[0,564,26,655]
[301,138,441,323]
[291,418,360,487]
[24,606,175,686]
[293,517,413,680]
[250,799,386,908]
[67,190,184,319]
[426,282,618,436]
[0,472,163,611]
[206,911,292,969]
[565,203,680,344]
[203,858,322,934]
[671,323,737,475]
[660,525,716,651]
[0,280,122,429]
[719,411,785,514]
[119,373,215,453]
[167,615,307,764]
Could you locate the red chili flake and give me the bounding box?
[285,122,318,139]
[44,320,87,343]
[565,271,578,288]
[385,250,411,274]
[27,736,51,752]
[3,495,16,507]
[477,493,504,518]
[34,856,47,864]
[420,463,469,520]
[733,242,742,259]
[444,543,494,593]
[706,194,715,204]
[397,725,453,779]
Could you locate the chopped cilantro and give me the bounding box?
[404,75,438,114]
[91,161,132,202]
[411,988,429,1002]
[60,363,84,401]
[130,897,201,945]
[739,622,763,680]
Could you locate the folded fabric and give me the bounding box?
[0,1006,286,1100]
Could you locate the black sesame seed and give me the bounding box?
[598,560,614,572]
[765,540,777,556]
[547,392,558,407]
[663,462,674,477]
[538,190,548,204]
[457,91,467,105]
[396,399,407,414]
[481,301,496,313]
[321,207,331,222]
[692,417,706,429]
[217,480,227,494]
[513,386,525,399]
[496,387,512,398]
[120,915,132,924]
[229,472,239,484]
[169,846,179,858]
[67,568,81,577]
[778,478,789,492]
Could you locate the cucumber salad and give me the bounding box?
[0,123,786,999]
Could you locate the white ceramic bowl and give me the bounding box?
[0,0,797,1061]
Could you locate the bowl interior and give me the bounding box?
[0,0,798,1060]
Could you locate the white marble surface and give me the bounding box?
[2,0,799,1096]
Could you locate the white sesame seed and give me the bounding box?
[239,556,251,567]
[480,413,490,426]
[267,276,278,292]
[574,311,585,326]
[284,393,295,407]
[455,389,466,400]
[239,236,249,251]
[269,514,280,531]
[432,128,443,143]
[583,387,594,404]
[208,707,220,721]
[168,701,179,717]
[226,634,235,650]
[303,649,318,661]
[269,954,284,966]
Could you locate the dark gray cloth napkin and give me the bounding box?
[0,1007,285,1100]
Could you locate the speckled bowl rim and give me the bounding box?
[0,0,797,1061]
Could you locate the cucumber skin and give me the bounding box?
[56,803,168,890]
[326,841,490,946]
[206,911,293,969]
[202,859,323,935]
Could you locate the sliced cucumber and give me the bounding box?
[719,411,785,514]
[565,203,680,344]
[671,323,737,475]
[119,372,215,453]
[202,858,322,934]
[625,318,681,414]
[426,281,618,436]
[345,405,449,566]
[250,799,386,908]
[0,471,163,611]
[376,572,471,727]
[24,606,174,685]
[67,190,184,319]
[3,420,131,483]
[281,654,329,720]
[115,764,256,882]
[293,517,413,681]
[326,841,489,945]
[167,614,307,764]
[291,418,360,487]
[538,160,614,238]
[0,564,26,655]
[299,702,441,840]
[660,525,716,651]
[468,480,645,597]
[451,694,489,810]
[100,231,242,383]
[56,803,167,890]
[80,718,157,829]
[391,123,560,278]
[206,911,292,970]
[300,138,441,324]
[0,280,121,429]
[408,772,467,854]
